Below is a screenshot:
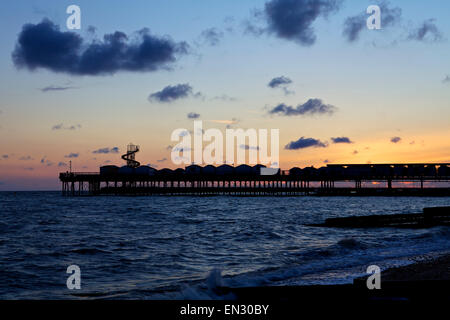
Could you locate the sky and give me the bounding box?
[0,0,450,190]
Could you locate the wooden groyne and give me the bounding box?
[310,207,450,229]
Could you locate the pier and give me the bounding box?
[59,163,450,197]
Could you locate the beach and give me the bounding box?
[380,253,450,281]
[227,252,450,305]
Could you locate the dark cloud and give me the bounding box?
[2,155,9,159]
[200,28,224,46]
[268,99,337,116]
[12,19,188,76]
[408,19,442,42]
[352,150,358,155]
[331,136,353,144]
[92,147,119,154]
[187,112,200,119]
[19,156,33,160]
[58,162,67,167]
[268,76,294,95]
[64,153,79,158]
[40,85,76,92]
[343,2,401,42]
[443,75,450,84]
[157,158,167,163]
[263,0,341,46]
[268,76,292,88]
[391,136,401,143]
[149,83,195,103]
[52,123,81,130]
[285,137,327,150]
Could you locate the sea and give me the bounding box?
[0,192,449,299]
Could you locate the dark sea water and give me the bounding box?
[0,192,449,299]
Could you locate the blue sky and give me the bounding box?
[0,0,450,190]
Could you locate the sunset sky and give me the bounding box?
[1,0,450,190]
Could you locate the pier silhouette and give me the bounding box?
[59,161,450,197]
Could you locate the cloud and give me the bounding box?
[352,150,358,155]
[2,155,9,159]
[19,156,33,160]
[343,2,401,42]
[268,99,337,116]
[147,163,158,168]
[408,19,442,42]
[149,83,198,103]
[268,76,294,95]
[92,147,119,154]
[40,85,76,92]
[87,26,96,34]
[178,130,190,137]
[12,19,188,76]
[157,158,167,163]
[390,136,401,143]
[200,28,224,46]
[58,162,67,167]
[211,94,237,102]
[285,137,327,150]
[331,136,353,144]
[443,75,450,84]
[268,76,292,88]
[24,167,34,171]
[187,112,200,119]
[208,118,239,125]
[40,157,53,166]
[262,0,342,46]
[342,15,366,42]
[64,153,79,158]
[240,144,260,151]
[173,146,191,152]
[52,123,63,130]
[52,123,81,130]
